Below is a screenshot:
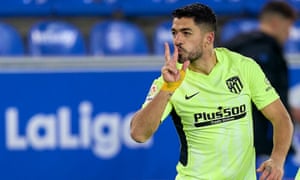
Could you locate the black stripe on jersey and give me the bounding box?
[171,109,188,166]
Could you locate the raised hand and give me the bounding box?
[161,42,190,93]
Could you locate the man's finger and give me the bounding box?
[173,45,178,63]
[181,60,190,72]
[164,42,171,62]
[265,166,272,172]
[256,163,264,173]
[259,166,272,180]
[162,66,178,76]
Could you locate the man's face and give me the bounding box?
[275,16,294,44]
[171,17,206,63]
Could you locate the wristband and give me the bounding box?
[161,70,186,93]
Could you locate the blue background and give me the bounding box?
[0,68,298,180]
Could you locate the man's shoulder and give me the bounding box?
[215,47,259,70]
[215,47,250,61]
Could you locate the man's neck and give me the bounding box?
[189,49,217,75]
[260,23,281,44]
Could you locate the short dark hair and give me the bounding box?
[172,3,217,32]
[260,1,297,21]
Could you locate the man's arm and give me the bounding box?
[130,90,171,143]
[257,98,293,179]
[130,43,189,143]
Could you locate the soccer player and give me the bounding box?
[130,3,293,179]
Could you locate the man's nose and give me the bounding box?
[174,34,183,46]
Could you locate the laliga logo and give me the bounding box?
[5,101,152,159]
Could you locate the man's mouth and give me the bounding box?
[177,47,184,54]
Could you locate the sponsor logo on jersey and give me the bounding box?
[146,84,158,101]
[193,104,246,127]
[226,76,243,94]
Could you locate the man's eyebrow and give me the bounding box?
[171,27,193,32]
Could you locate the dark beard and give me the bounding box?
[178,51,202,64]
[189,51,202,63]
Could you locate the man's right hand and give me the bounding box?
[161,43,190,93]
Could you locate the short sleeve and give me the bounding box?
[245,58,279,110]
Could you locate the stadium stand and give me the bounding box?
[244,0,267,15]
[205,0,245,15]
[120,0,244,17]
[28,21,86,56]
[0,0,52,16]
[220,18,259,43]
[119,0,193,17]
[89,20,149,56]
[52,0,120,16]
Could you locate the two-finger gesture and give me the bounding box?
[161,43,189,93]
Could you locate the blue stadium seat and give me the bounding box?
[285,20,300,54]
[28,21,86,56]
[220,18,259,43]
[0,0,52,16]
[153,20,173,55]
[120,0,244,16]
[0,23,24,56]
[53,0,119,16]
[90,20,149,56]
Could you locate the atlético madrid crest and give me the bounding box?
[226,76,243,94]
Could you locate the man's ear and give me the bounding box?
[206,31,215,45]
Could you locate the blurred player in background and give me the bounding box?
[223,0,296,163]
